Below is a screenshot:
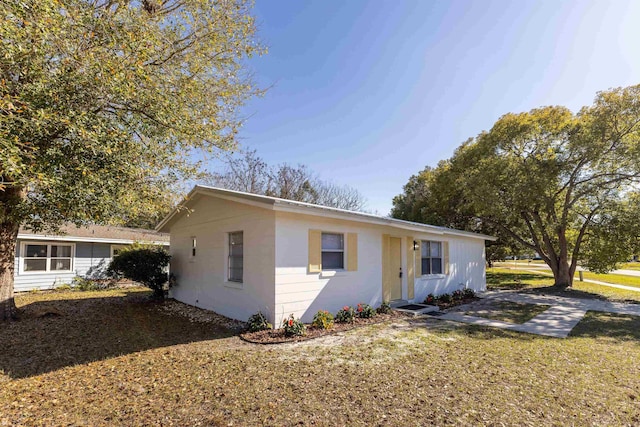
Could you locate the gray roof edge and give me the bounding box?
[157,185,496,241]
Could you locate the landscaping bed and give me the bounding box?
[241,311,409,344]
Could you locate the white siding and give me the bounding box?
[168,196,276,324]
[274,212,487,324]
[412,235,486,301]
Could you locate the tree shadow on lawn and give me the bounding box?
[1,292,240,379]
[486,271,546,290]
[569,311,640,340]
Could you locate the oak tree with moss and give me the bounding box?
[0,0,265,319]
[393,85,640,289]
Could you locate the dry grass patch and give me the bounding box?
[464,300,551,324]
[1,289,640,426]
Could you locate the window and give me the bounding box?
[321,233,344,270]
[23,243,73,273]
[228,231,243,282]
[421,241,442,275]
[110,245,129,258]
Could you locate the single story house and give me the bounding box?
[157,186,495,326]
[15,224,170,292]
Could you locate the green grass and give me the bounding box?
[2,288,640,425]
[487,268,640,302]
[578,271,640,288]
[465,300,550,324]
[618,262,640,271]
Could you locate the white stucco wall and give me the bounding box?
[412,234,486,301]
[274,211,487,324]
[274,212,385,324]
[168,196,276,323]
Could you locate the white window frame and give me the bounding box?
[227,231,243,284]
[321,232,345,271]
[421,240,443,276]
[110,244,129,258]
[20,241,75,275]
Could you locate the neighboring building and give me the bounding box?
[15,224,170,292]
[158,186,495,326]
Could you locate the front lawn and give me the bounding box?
[487,268,640,302]
[464,300,551,324]
[1,288,639,425]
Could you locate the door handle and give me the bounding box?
[399,268,403,278]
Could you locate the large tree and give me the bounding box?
[393,85,640,288]
[0,0,264,319]
[207,149,368,211]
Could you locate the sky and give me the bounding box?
[206,0,640,215]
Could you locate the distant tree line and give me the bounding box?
[206,150,367,212]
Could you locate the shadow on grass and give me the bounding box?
[569,311,640,340]
[486,271,547,290]
[1,291,239,379]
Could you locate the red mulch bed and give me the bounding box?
[240,311,410,344]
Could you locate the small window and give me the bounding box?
[23,243,73,273]
[110,244,129,258]
[321,233,344,270]
[421,241,442,275]
[228,231,243,282]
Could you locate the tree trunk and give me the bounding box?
[0,221,19,321]
[553,257,573,289]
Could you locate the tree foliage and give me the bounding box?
[207,149,368,211]
[393,85,640,287]
[108,246,171,300]
[0,0,264,319]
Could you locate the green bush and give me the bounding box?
[424,294,435,304]
[108,247,170,299]
[452,290,464,301]
[55,284,72,292]
[377,301,392,314]
[71,276,101,291]
[335,305,355,323]
[312,310,334,329]
[282,314,306,337]
[438,293,452,303]
[463,288,476,298]
[356,303,376,319]
[247,312,272,332]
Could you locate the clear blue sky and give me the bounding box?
[206,0,640,215]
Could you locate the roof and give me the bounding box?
[18,224,170,245]
[157,185,496,242]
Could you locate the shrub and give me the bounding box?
[463,288,476,298]
[356,303,376,319]
[282,314,306,337]
[424,294,435,304]
[438,293,452,303]
[452,290,464,301]
[247,312,272,332]
[55,284,72,292]
[72,276,101,291]
[335,305,355,323]
[312,310,334,330]
[377,301,392,314]
[108,247,171,300]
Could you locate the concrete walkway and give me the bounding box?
[432,291,640,338]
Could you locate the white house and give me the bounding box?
[15,224,170,291]
[157,186,495,326]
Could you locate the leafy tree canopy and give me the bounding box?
[393,85,640,288]
[0,0,264,319]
